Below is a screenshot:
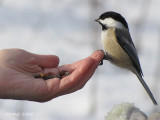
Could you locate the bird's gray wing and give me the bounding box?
[115,29,143,76]
[115,29,158,105]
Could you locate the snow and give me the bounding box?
[0,0,160,120]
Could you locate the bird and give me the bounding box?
[95,11,157,105]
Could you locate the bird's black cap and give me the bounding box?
[98,11,128,29]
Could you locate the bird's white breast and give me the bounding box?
[101,28,132,69]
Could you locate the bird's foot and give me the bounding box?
[99,60,103,65]
[97,50,109,66]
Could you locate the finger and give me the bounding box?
[71,50,104,68]
[58,50,104,72]
[58,64,75,73]
[90,50,104,67]
[58,57,94,94]
[40,51,104,99]
[59,50,104,84]
[34,54,59,68]
[44,78,61,100]
[76,50,104,87]
[59,50,104,94]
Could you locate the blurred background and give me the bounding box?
[0,0,160,120]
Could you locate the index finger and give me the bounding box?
[58,50,104,93]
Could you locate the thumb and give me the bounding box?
[34,54,59,68]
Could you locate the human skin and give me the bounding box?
[0,49,104,102]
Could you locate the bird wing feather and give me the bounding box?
[115,29,143,76]
[115,29,157,105]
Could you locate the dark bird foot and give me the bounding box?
[99,60,103,65]
[97,50,109,66]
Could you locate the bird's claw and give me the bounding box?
[97,50,109,66]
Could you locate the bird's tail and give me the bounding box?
[135,71,158,106]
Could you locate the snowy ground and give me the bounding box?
[0,0,160,120]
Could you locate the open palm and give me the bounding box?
[0,49,104,102]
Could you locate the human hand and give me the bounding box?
[0,49,104,102]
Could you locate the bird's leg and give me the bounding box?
[99,59,103,65]
[98,50,110,65]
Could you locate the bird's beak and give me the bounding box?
[95,19,100,22]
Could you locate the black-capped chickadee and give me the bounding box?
[95,11,157,105]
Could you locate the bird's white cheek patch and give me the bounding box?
[100,18,124,29]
